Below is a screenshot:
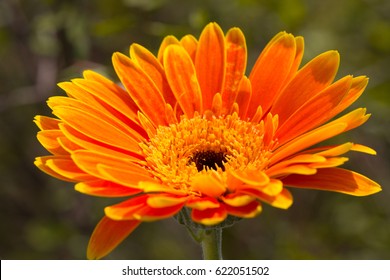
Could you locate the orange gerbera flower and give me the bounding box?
[35,22,381,259]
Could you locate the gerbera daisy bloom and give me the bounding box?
[34,22,381,259]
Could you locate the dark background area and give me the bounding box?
[1,0,389,259]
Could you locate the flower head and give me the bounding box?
[35,22,381,259]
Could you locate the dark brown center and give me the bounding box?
[190,151,227,172]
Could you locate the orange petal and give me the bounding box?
[130,43,177,109]
[82,70,140,124]
[59,123,142,159]
[229,169,270,187]
[157,35,180,63]
[283,168,381,196]
[41,156,94,181]
[221,27,247,115]
[330,76,369,117]
[309,157,349,168]
[52,105,142,155]
[267,154,326,176]
[235,76,252,119]
[272,50,340,124]
[224,200,262,218]
[37,130,68,155]
[87,216,140,260]
[48,95,143,142]
[34,115,60,130]
[72,78,146,139]
[164,44,202,117]
[270,122,347,165]
[112,52,168,127]
[284,36,304,82]
[180,34,198,62]
[97,164,156,188]
[195,22,226,110]
[75,180,141,197]
[248,32,297,117]
[34,156,77,182]
[190,173,227,198]
[191,204,227,226]
[351,144,376,155]
[275,75,353,145]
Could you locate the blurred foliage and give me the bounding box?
[1,0,390,260]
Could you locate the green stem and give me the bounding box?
[201,228,223,260]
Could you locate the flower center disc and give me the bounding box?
[140,113,271,190]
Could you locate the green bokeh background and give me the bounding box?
[1,0,389,259]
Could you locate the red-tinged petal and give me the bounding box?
[130,43,176,108]
[272,51,340,124]
[224,200,262,218]
[157,35,180,63]
[235,76,252,119]
[283,168,381,196]
[112,52,168,127]
[270,122,347,165]
[191,173,226,198]
[37,130,68,155]
[191,204,227,226]
[87,216,140,260]
[248,32,296,117]
[34,115,60,130]
[164,44,203,117]
[186,196,220,210]
[146,194,188,208]
[105,195,148,220]
[180,35,198,62]
[132,203,184,222]
[275,75,353,145]
[221,27,247,115]
[195,22,226,110]
[53,106,142,155]
[221,193,255,207]
[75,180,141,197]
[242,188,293,209]
[105,195,184,221]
